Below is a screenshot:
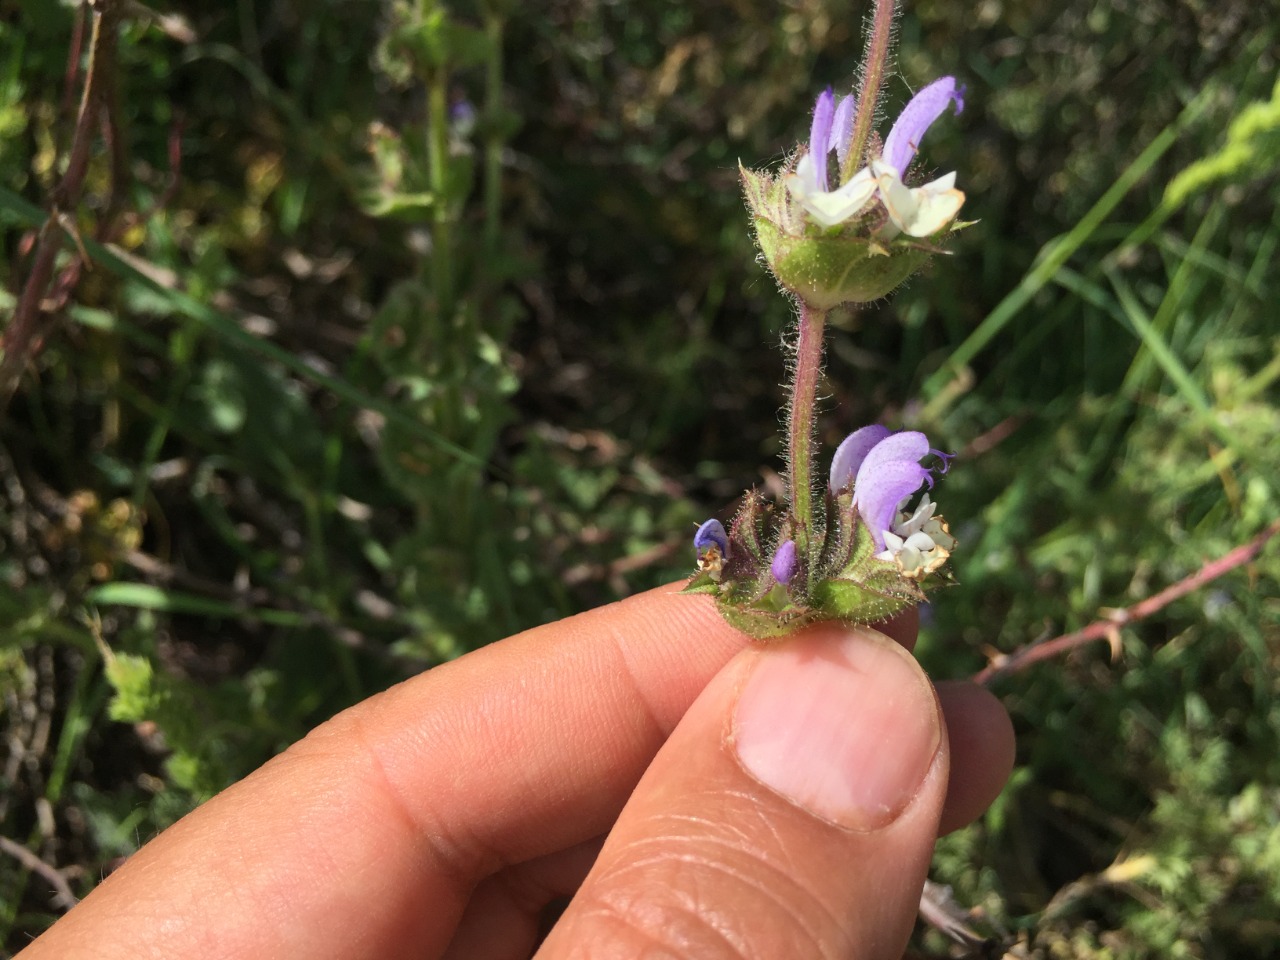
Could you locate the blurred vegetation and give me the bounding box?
[2,0,1278,955]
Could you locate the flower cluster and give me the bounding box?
[688,426,954,639]
[786,79,964,239]
[740,76,967,308]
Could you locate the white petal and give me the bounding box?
[901,184,965,237]
[922,516,956,551]
[796,153,824,192]
[904,531,937,553]
[873,165,917,234]
[870,162,965,238]
[893,494,938,538]
[789,162,877,228]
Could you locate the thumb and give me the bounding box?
[539,624,947,960]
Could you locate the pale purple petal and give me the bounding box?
[855,430,933,488]
[829,424,892,491]
[808,87,836,191]
[694,518,729,558]
[852,431,935,551]
[854,460,931,550]
[830,93,857,167]
[882,77,964,175]
[771,539,799,584]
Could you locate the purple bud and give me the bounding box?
[808,87,836,191]
[694,518,730,559]
[882,76,964,176]
[771,539,799,585]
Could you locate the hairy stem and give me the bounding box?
[842,0,898,181]
[788,304,827,549]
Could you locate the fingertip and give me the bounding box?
[935,681,1015,835]
[874,605,921,652]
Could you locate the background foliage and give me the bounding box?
[2,0,1277,955]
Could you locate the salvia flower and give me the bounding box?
[830,427,952,551]
[741,75,968,308]
[829,426,955,580]
[693,518,730,580]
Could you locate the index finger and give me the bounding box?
[26,585,916,960]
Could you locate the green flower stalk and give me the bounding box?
[687,0,967,640]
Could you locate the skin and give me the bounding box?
[20,584,1014,960]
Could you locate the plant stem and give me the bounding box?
[0,0,121,412]
[788,303,827,548]
[482,11,504,260]
[842,0,898,182]
[426,70,454,322]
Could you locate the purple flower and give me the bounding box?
[786,89,877,228]
[771,539,799,585]
[829,427,952,551]
[872,78,966,237]
[786,77,965,235]
[450,99,477,139]
[694,518,730,579]
[694,518,729,557]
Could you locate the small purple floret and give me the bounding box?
[882,76,965,176]
[694,518,730,558]
[808,87,836,190]
[771,539,799,585]
[833,428,953,551]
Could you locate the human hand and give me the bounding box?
[21,584,1013,959]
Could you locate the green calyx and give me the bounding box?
[740,163,939,308]
[682,489,928,641]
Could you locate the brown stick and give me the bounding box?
[0,836,79,911]
[1,0,122,410]
[973,519,1280,686]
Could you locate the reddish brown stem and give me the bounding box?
[787,303,827,549]
[973,519,1280,686]
[1,0,122,410]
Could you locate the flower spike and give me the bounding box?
[688,6,968,639]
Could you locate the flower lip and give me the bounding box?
[881,76,965,177]
[771,539,799,585]
[872,163,966,239]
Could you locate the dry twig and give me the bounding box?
[974,520,1280,686]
